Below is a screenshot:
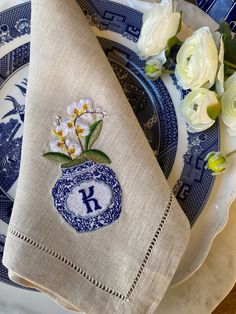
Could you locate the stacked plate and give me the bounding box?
[1,0,236,298]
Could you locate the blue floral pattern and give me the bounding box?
[0,78,28,195]
[0,41,29,215]
[0,3,31,46]
[98,37,178,178]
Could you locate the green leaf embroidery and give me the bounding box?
[218,22,236,70]
[62,156,88,168]
[43,152,72,163]
[82,149,111,164]
[85,120,103,150]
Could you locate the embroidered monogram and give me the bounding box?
[43,98,122,232]
[52,161,122,232]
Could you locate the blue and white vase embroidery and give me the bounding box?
[43,97,122,232]
[52,161,122,232]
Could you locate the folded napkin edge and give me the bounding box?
[3,195,190,314]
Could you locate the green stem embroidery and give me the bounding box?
[63,138,73,158]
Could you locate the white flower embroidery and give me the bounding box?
[65,140,82,159]
[61,118,74,132]
[75,121,90,139]
[67,98,93,117]
[50,139,66,153]
[53,125,69,138]
[44,98,109,165]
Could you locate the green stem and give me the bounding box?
[225,149,236,159]
[225,67,235,75]
[224,60,236,70]
[74,125,84,153]
[163,69,175,74]
[175,38,183,46]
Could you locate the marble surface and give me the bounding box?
[156,200,236,314]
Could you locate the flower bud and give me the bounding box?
[205,151,227,175]
[144,59,162,80]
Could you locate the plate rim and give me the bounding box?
[0,0,235,287]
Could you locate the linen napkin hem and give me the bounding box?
[4,194,189,314]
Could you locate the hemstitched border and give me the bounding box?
[126,192,173,299]
[8,191,173,301]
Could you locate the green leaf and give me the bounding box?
[166,37,178,57]
[218,21,236,67]
[43,152,72,163]
[166,12,183,57]
[85,120,103,150]
[218,21,231,42]
[207,102,221,120]
[224,63,235,78]
[177,11,182,35]
[82,149,111,164]
[62,156,88,168]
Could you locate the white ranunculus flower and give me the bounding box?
[175,27,218,90]
[137,0,181,60]
[221,73,236,136]
[182,88,220,133]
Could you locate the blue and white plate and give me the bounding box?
[196,0,236,32]
[0,45,29,216]
[0,1,30,288]
[0,1,219,226]
[1,0,236,290]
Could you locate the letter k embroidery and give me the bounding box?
[79,186,102,214]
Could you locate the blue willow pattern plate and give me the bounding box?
[77,0,220,223]
[0,1,220,226]
[0,1,30,287]
[0,0,219,286]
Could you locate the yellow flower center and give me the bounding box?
[83,103,88,110]
[76,126,84,135]
[73,108,80,116]
[57,141,64,148]
[67,121,74,128]
[69,147,76,154]
[57,130,63,137]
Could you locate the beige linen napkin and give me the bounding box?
[3,0,190,313]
